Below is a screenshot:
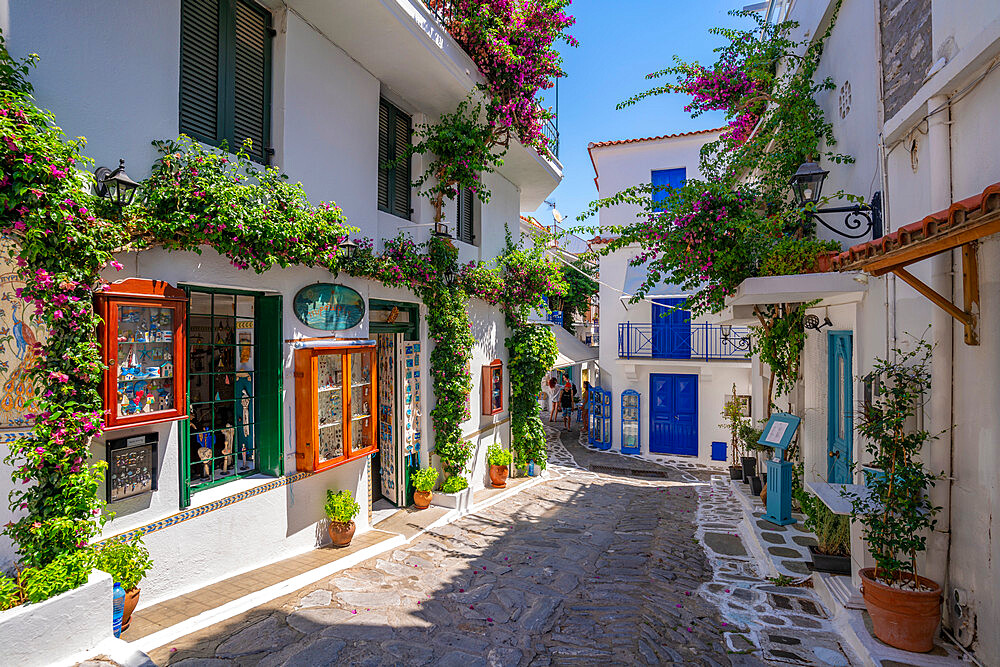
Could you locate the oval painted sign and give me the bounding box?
[293,283,365,331]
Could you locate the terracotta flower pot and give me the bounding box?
[328,520,356,547]
[860,567,942,652]
[489,464,509,488]
[816,251,838,273]
[414,489,432,509]
[121,587,141,632]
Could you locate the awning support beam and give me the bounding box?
[962,241,980,345]
[892,262,979,345]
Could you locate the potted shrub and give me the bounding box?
[720,389,746,481]
[324,489,360,548]
[486,443,512,488]
[847,341,941,652]
[795,490,850,574]
[410,467,439,509]
[94,537,153,633]
[441,475,468,494]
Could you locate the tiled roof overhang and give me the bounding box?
[831,181,1000,276]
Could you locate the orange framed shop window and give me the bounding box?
[294,343,378,472]
[482,359,503,416]
[97,279,188,430]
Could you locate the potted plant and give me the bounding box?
[721,388,746,481]
[94,538,153,633]
[441,475,468,494]
[847,341,941,652]
[324,489,360,547]
[486,443,512,488]
[410,467,439,509]
[795,489,851,574]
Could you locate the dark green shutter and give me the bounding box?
[180,0,271,163]
[180,0,221,144]
[255,295,284,477]
[378,99,411,219]
[458,185,474,244]
[232,0,270,162]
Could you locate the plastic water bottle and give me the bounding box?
[528,461,535,477]
[112,582,125,638]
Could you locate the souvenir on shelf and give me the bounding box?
[295,342,377,472]
[481,360,504,416]
[97,279,187,430]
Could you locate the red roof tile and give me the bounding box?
[832,181,1000,272]
[587,128,724,191]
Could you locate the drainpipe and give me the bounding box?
[925,95,953,590]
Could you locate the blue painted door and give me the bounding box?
[651,167,686,211]
[827,332,853,483]
[651,298,691,359]
[649,373,698,455]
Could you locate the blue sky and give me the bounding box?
[526,1,750,230]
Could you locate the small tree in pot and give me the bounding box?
[847,340,941,652]
[410,467,439,509]
[325,489,360,548]
[94,537,153,633]
[721,388,747,481]
[487,443,512,488]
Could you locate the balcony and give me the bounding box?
[618,322,751,361]
[422,0,560,160]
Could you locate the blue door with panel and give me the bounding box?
[651,298,691,359]
[827,331,853,484]
[649,373,698,455]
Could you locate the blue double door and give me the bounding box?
[651,298,691,359]
[649,373,698,455]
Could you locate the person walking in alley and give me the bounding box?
[582,381,591,434]
[548,377,561,422]
[561,377,574,428]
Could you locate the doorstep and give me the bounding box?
[122,470,549,654]
[730,479,816,580]
[123,529,403,653]
[812,572,967,666]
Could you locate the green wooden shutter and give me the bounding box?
[232,0,270,162]
[378,100,411,219]
[255,295,284,477]
[180,0,222,144]
[458,185,474,244]
[378,101,391,212]
[392,110,411,218]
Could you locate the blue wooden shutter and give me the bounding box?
[651,168,686,211]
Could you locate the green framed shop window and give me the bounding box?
[180,0,273,163]
[378,99,412,219]
[179,287,282,507]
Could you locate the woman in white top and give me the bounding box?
[547,377,562,422]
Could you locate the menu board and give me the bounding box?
[107,433,158,502]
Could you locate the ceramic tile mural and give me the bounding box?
[377,333,400,504]
[0,238,46,429]
[403,342,421,459]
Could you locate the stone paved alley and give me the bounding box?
[141,426,858,666]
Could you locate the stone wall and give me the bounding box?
[879,0,932,120]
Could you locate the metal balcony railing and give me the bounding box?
[618,322,751,361]
[422,0,560,160]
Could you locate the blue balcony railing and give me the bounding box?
[618,322,751,361]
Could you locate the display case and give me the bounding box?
[294,342,377,472]
[621,390,640,454]
[97,279,187,430]
[481,359,503,416]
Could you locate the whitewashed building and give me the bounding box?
[721,0,1000,661]
[0,0,562,612]
[588,130,752,464]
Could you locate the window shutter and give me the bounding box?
[378,101,391,212]
[392,110,411,219]
[232,0,270,162]
[458,185,474,244]
[255,294,284,477]
[180,0,221,144]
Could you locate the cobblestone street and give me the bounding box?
[145,427,855,666]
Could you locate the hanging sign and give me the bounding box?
[293,283,365,331]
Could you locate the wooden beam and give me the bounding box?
[863,214,1000,276]
[892,267,973,327]
[962,241,980,345]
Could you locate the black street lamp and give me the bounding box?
[790,160,883,240]
[94,159,140,208]
[337,238,358,260]
[803,314,833,331]
[720,324,751,351]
